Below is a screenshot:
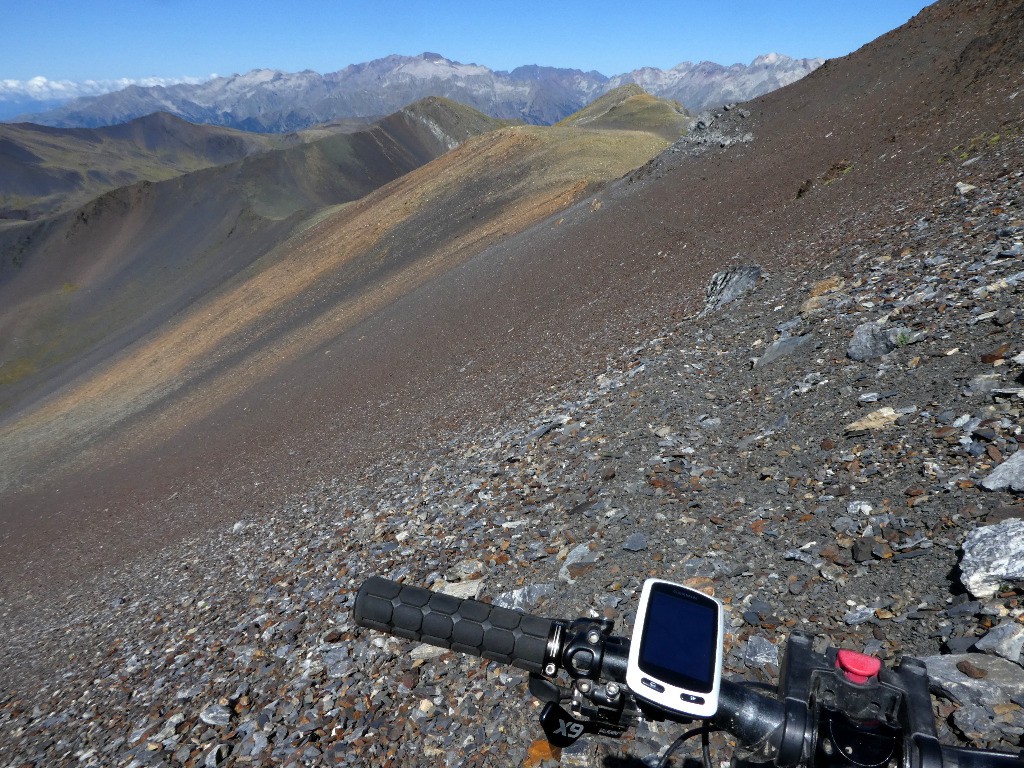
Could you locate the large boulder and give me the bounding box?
[846,322,916,361]
[703,265,761,313]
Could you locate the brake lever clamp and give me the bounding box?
[533,617,638,745]
[571,678,633,735]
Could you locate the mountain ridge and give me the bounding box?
[0,90,687,462]
[12,51,823,131]
[2,0,1024,760]
[0,112,286,220]
[0,97,508,419]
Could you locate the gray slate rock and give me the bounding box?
[960,518,1024,598]
[924,653,1024,707]
[953,703,999,741]
[974,621,1024,664]
[558,543,601,583]
[981,452,1024,493]
[843,606,876,625]
[622,532,649,552]
[848,323,893,361]
[703,265,761,313]
[199,703,232,727]
[847,323,915,361]
[755,333,815,368]
[323,647,355,678]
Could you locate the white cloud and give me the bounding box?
[0,75,215,102]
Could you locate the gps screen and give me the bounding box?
[638,586,718,692]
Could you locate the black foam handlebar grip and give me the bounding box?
[354,577,554,674]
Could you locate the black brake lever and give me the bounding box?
[529,672,565,703]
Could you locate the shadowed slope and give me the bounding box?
[0,98,504,417]
[0,112,285,220]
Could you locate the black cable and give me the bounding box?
[655,724,718,768]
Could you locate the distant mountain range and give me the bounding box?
[10,52,824,132]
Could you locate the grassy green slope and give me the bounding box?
[558,84,692,140]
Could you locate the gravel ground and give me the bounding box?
[1,133,1022,767]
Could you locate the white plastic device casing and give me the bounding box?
[626,578,724,719]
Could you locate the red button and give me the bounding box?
[836,649,881,684]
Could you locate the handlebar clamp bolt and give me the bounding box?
[607,682,621,699]
[579,680,593,693]
[587,629,601,644]
[544,663,557,677]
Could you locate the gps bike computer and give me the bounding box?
[626,578,724,718]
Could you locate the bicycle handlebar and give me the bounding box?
[354,575,553,674]
[355,577,787,751]
[353,577,1024,768]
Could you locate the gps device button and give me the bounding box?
[681,693,705,705]
[641,677,666,693]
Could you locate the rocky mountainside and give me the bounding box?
[2,133,1022,766]
[1,0,1023,765]
[14,52,823,131]
[0,91,685,513]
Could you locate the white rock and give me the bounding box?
[974,621,1024,663]
[438,579,483,600]
[981,452,1024,492]
[410,644,445,660]
[960,518,1024,598]
[847,500,874,516]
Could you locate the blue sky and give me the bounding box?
[3,1,931,85]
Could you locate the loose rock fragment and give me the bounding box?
[439,579,484,599]
[494,583,556,612]
[974,621,1024,663]
[558,543,601,583]
[847,323,914,361]
[960,518,1024,598]
[199,703,232,727]
[743,635,779,668]
[844,407,900,435]
[755,333,815,368]
[981,453,1024,493]
[622,532,649,552]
